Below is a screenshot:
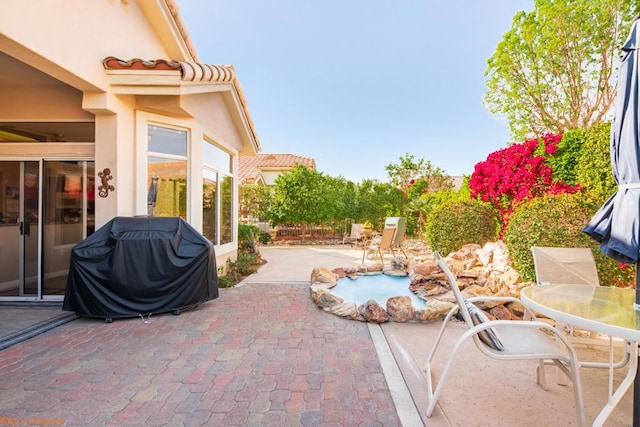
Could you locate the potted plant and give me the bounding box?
[362,220,374,238]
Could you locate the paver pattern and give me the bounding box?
[0,283,401,426]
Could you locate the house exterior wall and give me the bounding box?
[262,170,285,186]
[0,85,92,122]
[0,0,259,279]
[181,93,244,153]
[0,0,173,91]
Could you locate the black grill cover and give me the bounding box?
[63,217,218,319]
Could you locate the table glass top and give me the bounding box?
[521,285,640,332]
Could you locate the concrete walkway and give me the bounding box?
[0,245,635,426]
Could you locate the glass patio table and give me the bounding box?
[521,284,640,427]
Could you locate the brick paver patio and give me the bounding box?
[0,282,401,426]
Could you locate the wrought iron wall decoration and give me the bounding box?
[98,168,115,198]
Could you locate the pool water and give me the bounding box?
[329,274,426,309]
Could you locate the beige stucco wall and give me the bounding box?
[0,1,176,91]
[0,0,181,225]
[262,170,285,186]
[180,93,244,152]
[94,95,139,221]
[0,0,247,273]
[0,85,93,121]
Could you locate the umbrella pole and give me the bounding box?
[635,263,640,427]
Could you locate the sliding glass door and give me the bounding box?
[42,160,95,297]
[0,159,94,300]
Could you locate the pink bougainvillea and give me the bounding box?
[469,133,580,236]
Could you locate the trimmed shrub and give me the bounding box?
[504,192,633,287]
[542,129,582,185]
[574,122,616,204]
[217,274,236,289]
[424,199,499,256]
[233,251,260,276]
[258,231,271,245]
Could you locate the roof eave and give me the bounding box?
[139,0,196,62]
[103,69,261,154]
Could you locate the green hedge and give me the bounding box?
[574,122,616,204]
[504,192,633,286]
[424,199,498,256]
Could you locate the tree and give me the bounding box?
[333,176,358,220]
[385,153,452,196]
[238,184,272,221]
[484,0,638,141]
[413,177,472,238]
[348,179,405,229]
[267,165,344,226]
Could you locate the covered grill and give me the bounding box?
[63,216,218,321]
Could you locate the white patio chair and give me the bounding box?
[531,246,630,371]
[424,252,585,426]
[531,246,599,287]
[342,223,364,247]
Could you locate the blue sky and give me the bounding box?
[178,0,534,183]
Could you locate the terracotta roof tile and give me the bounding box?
[238,154,316,184]
[163,0,200,62]
[102,57,235,82]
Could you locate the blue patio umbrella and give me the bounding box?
[584,15,640,300]
[583,14,640,426]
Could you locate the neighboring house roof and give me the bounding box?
[239,154,316,185]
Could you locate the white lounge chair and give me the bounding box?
[424,252,585,426]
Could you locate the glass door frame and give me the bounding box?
[0,158,43,301]
[0,157,94,302]
[21,160,41,299]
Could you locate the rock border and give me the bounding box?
[310,242,532,324]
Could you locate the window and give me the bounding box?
[202,169,217,243]
[147,125,188,219]
[202,140,233,245]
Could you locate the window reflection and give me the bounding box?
[148,125,187,156]
[147,157,187,219]
[221,175,233,245]
[202,140,234,246]
[202,169,217,243]
[147,124,188,220]
[42,160,95,295]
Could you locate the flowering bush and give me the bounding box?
[469,133,580,235]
